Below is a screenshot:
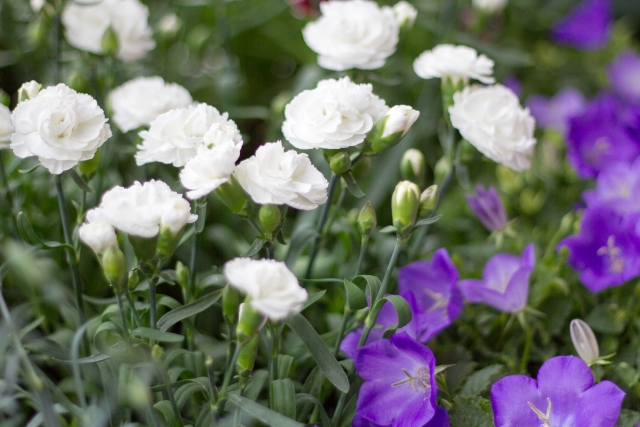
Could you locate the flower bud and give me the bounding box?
[128,270,140,291]
[570,319,599,365]
[101,246,127,290]
[329,152,352,174]
[78,147,102,179]
[151,344,165,362]
[176,261,190,289]
[101,26,119,57]
[222,284,240,324]
[157,199,194,257]
[0,91,9,108]
[236,300,266,344]
[400,149,426,188]
[79,221,118,255]
[466,184,507,232]
[393,1,417,31]
[128,235,158,263]
[358,201,377,241]
[363,106,420,155]
[237,334,259,382]
[18,80,42,103]
[259,204,282,234]
[419,185,438,218]
[157,13,181,38]
[214,174,252,219]
[441,76,467,122]
[434,156,453,184]
[391,181,421,233]
[27,16,47,46]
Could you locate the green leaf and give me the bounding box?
[17,212,75,252]
[285,226,319,267]
[246,238,266,257]
[301,290,326,311]
[175,381,208,411]
[369,295,411,338]
[287,313,349,393]
[271,379,297,419]
[154,400,181,427]
[18,164,40,174]
[68,169,94,193]
[277,355,294,380]
[295,393,331,427]
[131,327,184,343]
[341,172,365,198]
[449,396,493,427]
[344,280,366,311]
[617,409,640,427]
[352,275,381,301]
[415,215,442,227]
[460,364,504,397]
[379,225,398,234]
[228,395,304,427]
[195,199,207,233]
[157,289,222,332]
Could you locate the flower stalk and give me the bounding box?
[305,173,339,278]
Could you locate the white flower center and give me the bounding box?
[391,367,431,394]
[39,106,77,144]
[423,288,448,313]
[528,398,571,427]
[597,235,625,274]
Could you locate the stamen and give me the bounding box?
[597,235,625,274]
[423,288,448,312]
[391,367,431,394]
[527,398,552,427]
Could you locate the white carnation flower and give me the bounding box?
[381,105,420,138]
[449,84,536,171]
[224,258,308,320]
[473,0,507,13]
[79,221,118,254]
[109,77,192,132]
[282,77,388,150]
[393,1,417,29]
[61,0,155,62]
[0,105,14,149]
[234,141,328,210]
[18,80,42,102]
[180,144,241,200]
[87,180,196,238]
[302,0,399,71]
[413,44,495,84]
[10,84,111,174]
[136,103,242,167]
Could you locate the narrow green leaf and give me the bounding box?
[178,226,195,249]
[175,382,208,411]
[195,199,207,233]
[344,280,366,311]
[228,395,304,427]
[17,212,75,252]
[369,295,412,338]
[246,238,266,257]
[460,364,504,397]
[287,313,349,393]
[415,215,442,227]
[295,393,331,427]
[277,355,294,380]
[341,172,365,198]
[157,289,222,332]
[301,290,326,311]
[18,164,40,174]
[379,225,398,234]
[68,169,95,193]
[352,275,381,301]
[285,226,320,267]
[271,379,296,419]
[131,327,184,343]
[154,400,181,427]
[276,228,287,244]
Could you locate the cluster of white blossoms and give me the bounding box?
[302,0,399,71]
[109,77,192,132]
[449,84,536,171]
[224,258,307,320]
[413,44,495,84]
[0,105,13,149]
[61,0,155,62]
[235,141,329,210]
[10,84,111,174]
[282,77,388,150]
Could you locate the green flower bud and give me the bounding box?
[0,91,9,108]
[391,181,421,234]
[214,174,252,219]
[27,16,47,46]
[419,185,438,218]
[101,26,119,57]
[363,106,420,155]
[329,152,352,174]
[78,147,101,179]
[128,235,158,263]
[434,156,453,185]
[156,226,184,258]
[222,284,240,324]
[236,300,266,344]
[400,149,426,188]
[176,261,190,289]
[128,270,140,292]
[236,334,259,382]
[101,246,127,290]
[351,156,371,181]
[357,201,377,240]
[441,76,467,123]
[259,204,281,234]
[151,344,165,362]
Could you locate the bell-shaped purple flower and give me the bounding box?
[566,93,640,178]
[526,87,586,135]
[398,248,463,341]
[608,50,640,104]
[458,244,535,313]
[491,356,625,427]
[353,333,438,427]
[352,406,450,427]
[583,157,640,215]
[551,0,611,51]
[558,206,640,292]
[466,185,508,232]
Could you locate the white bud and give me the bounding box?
[161,198,194,235]
[18,80,42,103]
[393,1,417,30]
[79,221,118,255]
[570,319,599,365]
[382,105,420,138]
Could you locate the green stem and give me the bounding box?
[189,230,199,297]
[323,184,347,235]
[124,289,142,327]
[520,320,532,373]
[159,366,183,426]
[54,175,89,353]
[305,174,339,278]
[266,243,275,260]
[115,292,130,344]
[215,343,243,414]
[0,151,18,236]
[149,277,158,329]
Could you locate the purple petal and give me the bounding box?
[551,0,611,50]
[491,374,541,427]
[527,88,586,135]
[608,50,640,103]
[571,380,625,427]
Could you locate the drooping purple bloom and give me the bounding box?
[566,93,640,178]
[491,356,625,427]
[583,157,640,215]
[354,333,438,427]
[608,50,640,104]
[398,249,463,341]
[465,185,508,232]
[550,0,611,50]
[352,407,450,427]
[458,244,535,313]
[526,87,586,135]
[558,206,640,292]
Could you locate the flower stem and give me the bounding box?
[189,230,199,296]
[115,291,130,344]
[54,175,89,353]
[215,342,243,415]
[159,365,183,426]
[124,289,142,327]
[520,318,533,373]
[149,276,158,329]
[305,174,339,278]
[0,151,18,236]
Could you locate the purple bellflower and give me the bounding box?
[526,87,586,135]
[352,406,450,427]
[353,333,438,427]
[491,356,625,427]
[458,244,535,313]
[566,93,640,178]
[551,0,611,51]
[583,157,640,215]
[465,185,508,232]
[608,50,640,104]
[558,206,640,292]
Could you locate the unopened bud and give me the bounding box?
[176,261,190,289]
[151,344,165,362]
[259,204,281,234]
[78,147,102,179]
[434,156,452,185]
[128,270,140,291]
[419,185,438,218]
[214,175,252,219]
[18,80,42,103]
[441,77,467,122]
[570,319,599,365]
[357,201,377,240]
[329,152,352,174]
[400,149,426,188]
[222,284,240,323]
[391,181,421,234]
[101,26,119,57]
[393,1,417,31]
[237,334,259,382]
[236,301,266,343]
[101,246,127,290]
[363,105,420,155]
[157,13,181,38]
[128,235,158,263]
[0,91,9,107]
